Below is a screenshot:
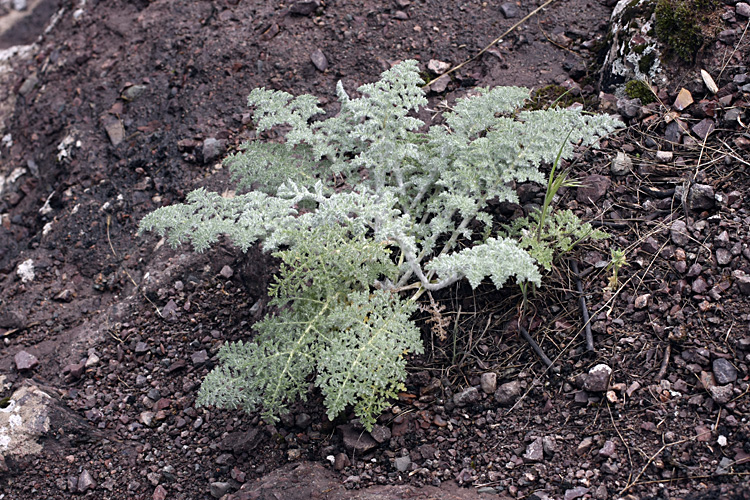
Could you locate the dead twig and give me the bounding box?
[424,0,558,87]
[570,260,594,352]
[655,344,671,381]
[619,429,712,495]
[518,323,553,368]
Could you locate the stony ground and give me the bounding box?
[1,0,750,499]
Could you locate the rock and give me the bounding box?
[494,380,522,406]
[191,350,208,365]
[18,73,38,96]
[499,2,519,18]
[338,424,378,454]
[480,372,497,394]
[101,114,125,146]
[719,28,737,44]
[295,413,312,429]
[713,359,738,384]
[429,74,450,93]
[576,437,594,455]
[16,258,35,282]
[616,97,641,119]
[708,384,733,404]
[453,386,480,406]
[716,456,734,475]
[63,362,85,381]
[333,452,350,470]
[611,151,631,175]
[687,263,702,277]
[594,485,608,500]
[418,443,436,459]
[369,424,391,443]
[0,310,25,329]
[122,84,147,101]
[524,437,544,461]
[737,2,750,17]
[735,273,750,295]
[85,352,99,367]
[692,277,708,294]
[655,150,672,163]
[427,59,450,75]
[202,138,224,164]
[153,485,168,500]
[78,469,96,492]
[688,183,715,211]
[311,49,328,71]
[691,119,715,140]
[665,119,686,143]
[393,10,408,19]
[576,174,610,204]
[394,456,411,472]
[583,364,612,392]
[542,436,557,456]
[289,0,319,15]
[14,351,38,371]
[135,341,150,353]
[140,411,155,426]
[221,428,264,454]
[598,440,616,458]
[725,107,744,125]
[634,293,650,309]
[716,248,732,266]
[670,220,690,246]
[673,88,693,111]
[12,0,28,10]
[210,481,232,498]
[565,486,590,500]
[0,384,93,462]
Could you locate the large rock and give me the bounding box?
[0,383,93,468]
[338,424,378,454]
[583,364,612,392]
[494,380,522,406]
[225,461,499,500]
[600,0,666,90]
[600,0,718,92]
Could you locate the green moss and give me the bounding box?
[624,80,656,104]
[654,0,715,63]
[632,43,647,55]
[638,51,657,74]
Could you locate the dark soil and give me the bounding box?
[1,0,749,499]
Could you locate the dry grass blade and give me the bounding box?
[423,0,558,87]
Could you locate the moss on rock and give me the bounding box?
[624,80,656,104]
[654,0,716,62]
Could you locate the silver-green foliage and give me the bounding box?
[139,60,621,429]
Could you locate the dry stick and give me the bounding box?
[423,0,558,88]
[570,260,594,352]
[655,343,671,381]
[506,223,671,416]
[718,19,750,81]
[518,323,553,368]
[607,403,635,489]
[619,429,712,495]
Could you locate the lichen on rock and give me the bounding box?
[600,0,718,93]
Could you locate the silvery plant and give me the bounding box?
[139,60,620,429]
